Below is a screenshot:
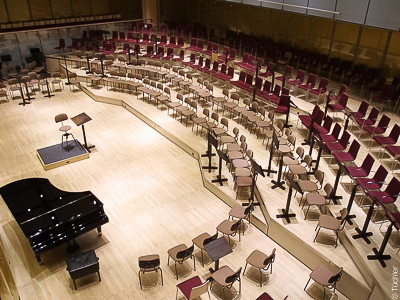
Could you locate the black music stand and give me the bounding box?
[353,199,376,244]
[251,59,264,103]
[212,149,229,186]
[127,44,133,65]
[302,113,315,146]
[95,53,107,78]
[314,139,329,173]
[324,90,334,116]
[202,131,217,173]
[271,132,287,190]
[40,72,54,98]
[85,52,93,74]
[367,212,400,267]
[71,112,95,153]
[204,237,232,273]
[61,54,72,85]
[266,132,278,176]
[269,62,275,92]
[330,160,345,202]
[344,111,351,131]
[276,176,300,223]
[133,33,142,64]
[16,72,31,105]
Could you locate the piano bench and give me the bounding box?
[66,250,101,290]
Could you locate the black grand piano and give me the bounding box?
[0,178,109,263]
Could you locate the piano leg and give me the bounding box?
[97,226,102,236]
[36,253,42,264]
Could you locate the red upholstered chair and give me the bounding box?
[332,140,361,165]
[346,153,374,178]
[176,276,211,300]
[152,47,165,59]
[166,36,176,48]
[176,37,184,48]
[163,47,174,60]
[259,62,275,79]
[366,177,400,207]
[287,69,305,95]
[328,93,349,120]
[276,65,293,83]
[318,123,342,143]
[54,38,66,52]
[143,45,154,57]
[264,84,281,104]
[274,95,291,115]
[363,76,386,99]
[186,38,197,51]
[329,84,347,102]
[354,165,388,191]
[314,115,333,136]
[363,114,390,138]
[371,83,395,111]
[349,100,369,122]
[298,73,317,99]
[309,77,329,102]
[354,106,380,132]
[158,35,167,46]
[260,80,272,98]
[298,105,321,129]
[325,130,351,154]
[183,53,196,67]
[171,50,185,62]
[140,33,150,45]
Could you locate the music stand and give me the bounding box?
[95,53,107,78]
[324,90,334,116]
[276,175,299,223]
[269,62,275,92]
[330,160,345,202]
[271,132,289,190]
[202,131,218,173]
[16,73,30,106]
[61,53,72,85]
[266,132,278,176]
[133,33,142,64]
[212,149,229,186]
[367,212,400,267]
[85,52,93,74]
[127,44,133,65]
[352,199,376,244]
[71,112,95,153]
[302,113,315,146]
[40,72,54,98]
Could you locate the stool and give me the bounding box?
[66,250,100,290]
[55,113,77,151]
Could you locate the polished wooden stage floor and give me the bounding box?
[0,58,398,299]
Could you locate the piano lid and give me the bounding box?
[0,178,104,238]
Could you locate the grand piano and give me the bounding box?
[0,178,109,263]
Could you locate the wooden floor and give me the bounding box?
[1,53,399,299]
[0,86,327,299]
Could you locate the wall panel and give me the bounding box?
[0,1,8,23]
[308,0,336,19]
[51,0,72,18]
[92,0,109,16]
[30,0,52,20]
[335,0,367,25]
[6,0,30,22]
[71,0,91,17]
[283,0,307,14]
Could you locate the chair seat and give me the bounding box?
[355,177,382,190]
[236,176,253,187]
[332,152,355,163]
[328,104,345,112]
[192,233,211,250]
[283,156,299,166]
[298,180,318,192]
[177,275,203,299]
[213,128,227,135]
[366,190,395,204]
[289,164,307,175]
[232,159,249,169]
[256,292,274,300]
[317,215,340,231]
[228,151,244,160]
[60,125,71,132]
[385,145,400,157]
[364,125,385,135]
[212,265,235,287]
[229,205,247,219]
[224,102,238,109]
[156,95,169,102]
[227,144,241,152]
[246,250,268,269]
[193,117,207,124]
[168,244,187,260]
[306,193,326,206]
[220,136,235,144]
[374,136,396,146]
[309,265,336,286]
[346,166,369,178]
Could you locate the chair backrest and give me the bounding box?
[373,165,388,183]
[176,245,194,260]
[348,140,361,159]
[306,73,317,87]
[389,124,400,142]
[366,107,379,123]
[357,100,369,118]
[339,130,351,148]
[138,256,160,271]
[328,267,343,287]
[315,110,325,126]
[263,80,271,92]
[220,64,227,74]
[281,87,290,95]
[338,93,349,108]
[225,267,242,287]
[231,93,239,102]
[381,84,395,97]
[273,84,281,96]
[238,71,246,82]
[189,280,211,300]
[263,248,276,267]
[55,113,68,123]
[373,77,386,91]
[324,183,334,200]
[386,177,400,198]
[360,154,374,175]
[203,232,218,247]
[296,69,306,82]
[322,115,333,132]
[317,78,329,91]
[338,84,347,95]
[376,114,391,130]
[314,170,324,189]
[230,219,242,233]
[284,65,293,75]
[278,95,291,108]
[227,67,234,77]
